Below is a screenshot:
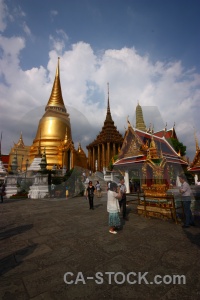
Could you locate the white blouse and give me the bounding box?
[107,190,120,213]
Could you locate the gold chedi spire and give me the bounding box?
[135,102,146,132]
[29,58,72,168]
[46,57,66,112]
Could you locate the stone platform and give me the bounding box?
[0,192,200,299]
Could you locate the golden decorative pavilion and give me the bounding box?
[29,58,87,170]
[86,84,124,172]
[8,132,30,171]
[114,104,188,195]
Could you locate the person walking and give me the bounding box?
[96,181,101,198]
[86,181,95,210]
[107,182,122,234]
[51,182,55,198]
[179,173,195,228]
[119,178,128,220]
[84,176,89,196]
[0,182,5,203]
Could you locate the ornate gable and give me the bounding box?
[190,149,200,168]
[119,125,144,158]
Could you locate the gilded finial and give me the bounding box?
[107,82,110,112]
[78,141,81,152]
[150,134,156,148]
[127,115,131,127]
[56,57,60,77]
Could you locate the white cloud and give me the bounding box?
[56,29,68,41]
[13,5,26,18]
[50,10,58,21]
[0,32,200,161]
[0,0,8,32]
[22,21,32,37]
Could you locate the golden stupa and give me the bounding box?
[29,58,72,168]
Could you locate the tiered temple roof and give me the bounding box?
[14,132,25,148]
[87,85,123,148]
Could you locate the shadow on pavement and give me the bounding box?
[183,230,200,248]
[0,244,38,276]
[0,224,33,240]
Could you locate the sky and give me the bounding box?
[0,0,200,162]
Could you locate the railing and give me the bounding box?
[95,171,104,180]
[128,191,185,224]
[102,171,121,183]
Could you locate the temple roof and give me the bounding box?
[188,166,200,172]
[188,131,200,172]
[154,125,178,140]
[45,57,66,112]
[114,125,188,167]
[86,84,123,148]
[189,149,200,171]
[14,132,25,149]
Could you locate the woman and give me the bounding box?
[107,182,121,234]
[95,181,101,198]
[86,181,95,210]
[0,182,5,203]
[179,173,195,228]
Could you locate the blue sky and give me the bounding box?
[0,0,200,161]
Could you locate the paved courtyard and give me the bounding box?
[0,192,200,300]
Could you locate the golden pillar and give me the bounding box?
[93,147,95,171]
[88,149,91,170]
[113,143,116,157]
[107,142,110,167]
[98,145,100,171]
[102,143,105,169]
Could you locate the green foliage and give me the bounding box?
[168,138,186,156]
[108,155,118,171]
[18,179,32,193]
[52,176,63,185]
[184,171,195,185]
[63,167,85,195]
